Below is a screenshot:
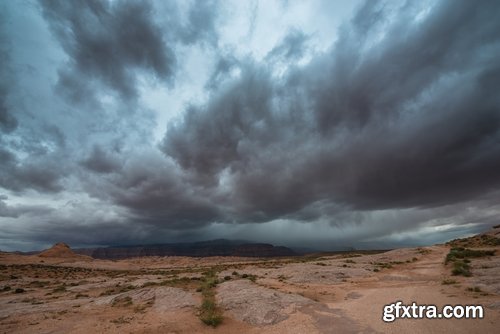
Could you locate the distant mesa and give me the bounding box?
[74,240,297,259]
[38,242,89,259]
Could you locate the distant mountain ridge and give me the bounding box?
[73,239,297,259]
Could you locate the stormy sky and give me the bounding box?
[1,0,500,251]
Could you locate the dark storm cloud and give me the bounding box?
[0,88,17,133]
[3,0,500,251]
[0,10,18,134]
[0,146,63,193]
[39,0,176,100]
[80,150,224,229]
[161,0,500,224]
[81,145,121,174]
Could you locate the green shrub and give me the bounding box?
[451,261,471,277]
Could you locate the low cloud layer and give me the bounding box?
[1,0,499,251]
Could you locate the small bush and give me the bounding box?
[14,288,25,293]
[442,279,457,285]
[452,261,471,277]
[223,276,231,281]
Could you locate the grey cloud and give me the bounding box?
[162,0,500,225]
[0,147,63,193]
[0,195,53,218]
[0,10,17,134]
[205,53,239,90]
[40,0,176,100]
[0,87,17,133]
[81,145,121,174]
[3,0,500,250]
[266,29,309,62]
[79,149,223,229]
[177,0,219,46]
[0,195,18,218]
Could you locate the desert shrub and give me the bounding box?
[15,288,25,293]
[200,299,223,327]
[442,279,457,285]
[451,261,471,277]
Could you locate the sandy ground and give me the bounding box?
[1,235,499,333]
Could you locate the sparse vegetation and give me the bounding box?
[447,234,500,247]
[416,248,432,255]
[451,260,471,277]
[14,288,25,293]
[445,247,495,264]
[442,279,457,285]
[198,269,223,327]
[444,247,495,277]
[374,262,393,269]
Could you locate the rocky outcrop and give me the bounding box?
[217,280,314,325]
[38,243,83,258]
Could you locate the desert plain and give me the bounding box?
[1,227,499,334]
